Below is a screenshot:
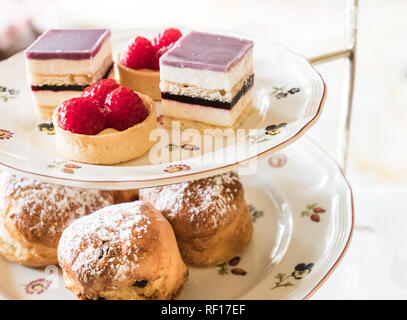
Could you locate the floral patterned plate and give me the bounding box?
[0,137,353,300]
[0,29,325,189]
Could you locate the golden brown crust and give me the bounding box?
[0,214,58,267]
[178,201,252,266]
[58,201,187,300]
[112,189,139,204]
[0,173,115,266]
[139,171,253,266]
[140,171,240,238]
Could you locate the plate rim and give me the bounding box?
[301,138,354,300]
[0,30,327,188]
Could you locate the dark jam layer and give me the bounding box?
[30,64,113,92]
[161,74,254,110]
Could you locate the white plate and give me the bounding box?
[0,137,353,300]
[0,29,326,189]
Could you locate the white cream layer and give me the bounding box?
[27,55,113,86]
[161,87,253,127]
[160,48,253,91]
[32,90,82,106]
[26,37,112,76]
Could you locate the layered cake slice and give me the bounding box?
[160,31,254,131]
[25,29,113,119]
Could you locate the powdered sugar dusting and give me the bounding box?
[58,202,151,285]
[0,173,114,247]
[141,171,240,229]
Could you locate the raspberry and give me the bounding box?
[57,97,106,135]
[105,87,148,131]
[153,28,182,50]
[119,36,155,70]
[82,79,119,106]
[150,44,173,71]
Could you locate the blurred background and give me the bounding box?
[1,0,406,299]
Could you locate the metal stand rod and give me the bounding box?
[309,0,358,173]
[309,49,351,65]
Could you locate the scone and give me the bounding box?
[58,201,188,300]
[117,28,182,101]
[140,171,253,267]
[0,173,114,267]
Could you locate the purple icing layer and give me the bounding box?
[161,31,253,72]
[25,29,111,60]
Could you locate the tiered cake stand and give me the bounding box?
[0,1,357,298]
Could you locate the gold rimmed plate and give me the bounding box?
[0,29,326,189]
[0,137,352,300]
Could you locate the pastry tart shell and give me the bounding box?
[116,56,161,101]
[52,93,158,165]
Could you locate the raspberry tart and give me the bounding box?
[52,80,157,165]
[116,28,182,101]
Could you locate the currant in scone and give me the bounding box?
[116,28,182,101]
[53,80,158,165]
